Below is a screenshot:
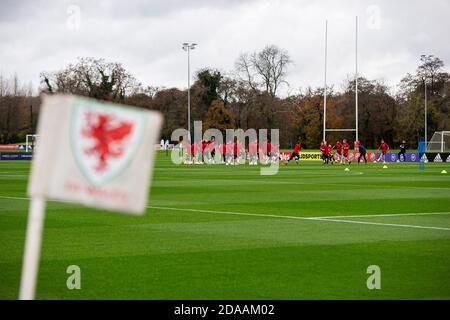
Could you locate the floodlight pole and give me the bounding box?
[323,20,328,142]
[182,42,197,143]
[424,79,428,144]
[187,46,191,141]
[355,16,359,142]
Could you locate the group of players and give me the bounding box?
[319,138,392,164]
[319,139,352,165]
[183,138,280,165]
[181,137,393,165]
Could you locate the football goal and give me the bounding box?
[427,131,450,152]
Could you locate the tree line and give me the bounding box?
[1,47,448,149]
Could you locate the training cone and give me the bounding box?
[344,168,350,172]
[383,165,388,169]
[441,170,447,174]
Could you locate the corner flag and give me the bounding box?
[20,94,162,299]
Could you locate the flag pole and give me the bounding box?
[19,196,46,300]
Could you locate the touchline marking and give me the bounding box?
[1,195,450,232]
[146,204,450,220]
[146,205,450,231]
[325,182,450,191]
[0,195,30,201]
[146,205,303,220]
[308,217,450,231]
[0,175,29,178]
[310,212,450,219]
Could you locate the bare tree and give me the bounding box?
[235,45,292,97]
[0,72,6,97]
[417,55,445,94]
[235,53,258,92]
[40,57,141,101]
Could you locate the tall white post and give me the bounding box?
[323,20,328,142]
[187,46,191,143]
[182,43,197,144]
[355,16,359,142]
[424,80,428,144]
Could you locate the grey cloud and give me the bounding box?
[0,0,449,95]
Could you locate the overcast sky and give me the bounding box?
[1,0,449,95]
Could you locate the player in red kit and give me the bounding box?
[270,142,280,163]
[341,139,351,165]
[219,143,226,164]
[233,140,244,165]
[248,139,258,165]
[320,141,328,164]
[190,142,196,161]
[261,140,271,164]
[225,141,234,165]
[327,142,334,164]
[204,138,216,164]
[333,140,342,163]
[377,139,390,164]
[210,137,216,162]
[194,141,203,164]
[288,140,302,164]
[183,140,193,164]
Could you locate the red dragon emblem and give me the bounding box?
[81,112,134,172]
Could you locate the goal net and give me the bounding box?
[427,131,450,152]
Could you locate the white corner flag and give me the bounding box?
[20,94,162,300]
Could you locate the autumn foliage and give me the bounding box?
[1,53,448,149]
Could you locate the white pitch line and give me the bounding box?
[308,217,450,231]
[0,175,29,178]
[308,211,450,219]
[0,195,30,201]
[1,195,450,232]
[146,205,306,221]
[146,206,450,231]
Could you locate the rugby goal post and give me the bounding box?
[323,17,359,142]
[427,131,450,153]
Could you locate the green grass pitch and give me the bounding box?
[1,153,450,299]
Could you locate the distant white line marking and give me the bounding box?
[146,205,450,231]
[0,175,29,178]
[1,195,449,232]
[146,205,302,220]
[308,217,450,231]
[309,212,450,219]
[0,195,29,200]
